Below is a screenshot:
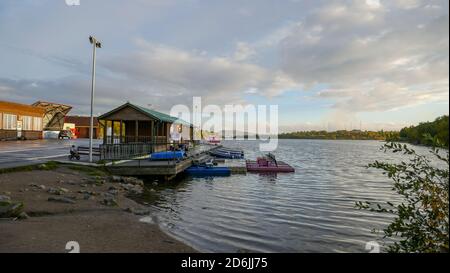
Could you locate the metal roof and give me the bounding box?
[31,101,72,131]
[99,102,192,127]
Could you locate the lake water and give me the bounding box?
[144,140,437,253]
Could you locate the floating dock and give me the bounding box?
[217,159,247,174]
[106,144,216,179]
[106,144,247,179]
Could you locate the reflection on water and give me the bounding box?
[147,140,437,253]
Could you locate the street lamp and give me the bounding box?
[89,35,101,163]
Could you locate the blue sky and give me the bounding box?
[0,0,448,132]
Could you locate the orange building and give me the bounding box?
[0,100,46,140]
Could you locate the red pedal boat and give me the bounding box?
[246,154,295,173]
[207,136,221,145]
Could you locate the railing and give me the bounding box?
[104,136,155,144]
[99,140,193,161]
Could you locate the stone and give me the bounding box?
[124,207,133,213]
[17,212,29,220]
[83,194,93,200]
[48,196,76,204]
[59,187,69,193]
[152,182,158,186]
[47,187,69,195]
[78,190,98,196]
[133,209,150,216]
[108,189,119,195]
[29,183,46,190]
[0,202,24,218]
[110,175,123,183]
[0,195,11,202]
[123,207,150,216]
[47,187,62,195]
[100,195,118,206]
[120,183,143,195]
[123,177,144,186]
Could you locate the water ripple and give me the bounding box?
[151,140,435,252]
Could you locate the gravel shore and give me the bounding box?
[0,163,196,253]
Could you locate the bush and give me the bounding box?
[356,141,449,253]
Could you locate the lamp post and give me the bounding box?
[89,36,101,163]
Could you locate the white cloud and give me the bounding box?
[101,40,299,102]
[276,1,448,112]
[0,0,448,130]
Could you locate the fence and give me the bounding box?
[99,140,193,160]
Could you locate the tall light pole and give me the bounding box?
[89,36,101,163]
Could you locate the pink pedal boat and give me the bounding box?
[246,154,295,173]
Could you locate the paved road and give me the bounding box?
[0,139,101,169]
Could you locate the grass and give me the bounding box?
[0,161,109,180]
[66,165,109,177]
[0,161,59,175]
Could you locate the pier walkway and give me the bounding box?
[106,144,220,179]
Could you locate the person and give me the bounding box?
[70,145,79,158]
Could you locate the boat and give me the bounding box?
[246,153,295,173]
[149,151,185,160]
[185,166,231,176]
[207,136,221,145]
[209,148,244,159]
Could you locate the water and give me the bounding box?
[144,140,441,253]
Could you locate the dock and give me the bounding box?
[106,144,247,179]
[215,159,247,174]
[106,144,220,179]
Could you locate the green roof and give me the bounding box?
[133,104,192,126]
[99,102,192,127]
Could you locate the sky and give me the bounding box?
[0,0,448,132]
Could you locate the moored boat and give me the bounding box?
[185,166,231,176]
[209,148,244,159]
[246,154,295,173]
[207,136,221,145]
[149,151,185,160]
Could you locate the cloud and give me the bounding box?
[100,40,299,102]
[275,0,448,112]
[0,0,448,131]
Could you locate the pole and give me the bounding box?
[89,40,97,163]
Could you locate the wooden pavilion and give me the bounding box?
[97,102,193,159]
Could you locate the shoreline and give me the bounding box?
[0,163,196,253]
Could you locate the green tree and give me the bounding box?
[356,140,449,253]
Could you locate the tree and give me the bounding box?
[356,140,449,253]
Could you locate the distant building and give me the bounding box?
[0,100,46,140]
[1,100,73,141]
[32,101,72,131]
[64,116,101,139]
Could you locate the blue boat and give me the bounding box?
[149,151,185,160]
[185,166,231,176]
[209,148,244,159]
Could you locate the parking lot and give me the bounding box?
[0,139,102,169]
